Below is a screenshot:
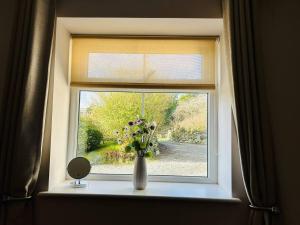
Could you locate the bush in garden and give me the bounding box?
[171,127,207,144]
[169,94,208,144]
[172,95,207,133]
[86,127,103,152]
[103,151,135,164]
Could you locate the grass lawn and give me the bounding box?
[83,140,156,165]
[83,141,121,164]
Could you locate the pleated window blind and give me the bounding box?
[71,37,216,89]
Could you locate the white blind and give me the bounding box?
[71,37,216,87]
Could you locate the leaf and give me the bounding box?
[125,145,132,152]
[132,140,140,150]
[140,142,147,149]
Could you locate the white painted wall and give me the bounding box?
[48,18,233,191]
[49,20,71,188]
[61,18,223,36]
[217,33,233,194]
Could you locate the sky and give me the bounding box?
[79,91,100,109]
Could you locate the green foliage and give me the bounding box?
[103,151,135,164]
[78,119,104,155]
[77,117,89,155]
[144,93,176,129]
[114,118,159,157]
[125,145,132,152]
[171,127,207,144]
[144,151,154,158]
[172,94,207,133]
[86,127,103,152]
[83,142,135,164]
[78,92,208,164]
[83,93,176,140]
[131,140,141,150]
[178,93,196,103]
[163,97,177,126]
[85,92,142,140]
[97,141,119,151]
[170,94,208,144]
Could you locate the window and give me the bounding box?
[68,37,217,183]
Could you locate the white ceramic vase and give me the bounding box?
[133,156,147,190]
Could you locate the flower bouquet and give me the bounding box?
[114,118,159,157]
[114,118,158,190]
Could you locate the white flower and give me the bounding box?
[136,119,143,125]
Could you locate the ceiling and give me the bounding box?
[59,18,223,36]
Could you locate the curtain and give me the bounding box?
[0,0,55,224]
[225,0,279,224]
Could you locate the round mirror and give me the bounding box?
[67,157,91,180]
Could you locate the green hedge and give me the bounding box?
[86,128,103,152]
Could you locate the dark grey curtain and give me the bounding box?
[229,0,279,224]
[0,0,55,224]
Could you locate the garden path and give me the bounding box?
[157,142,207,163]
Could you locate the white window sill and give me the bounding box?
[40,180,239,202]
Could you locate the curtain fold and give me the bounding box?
[0,0,55,224]
[226,0,279,224]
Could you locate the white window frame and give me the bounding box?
[67,87,218,184]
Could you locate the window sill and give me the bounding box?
[40,180,239,203]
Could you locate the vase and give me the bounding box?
[133,155,147,190]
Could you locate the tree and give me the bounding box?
[172,94,207,133]
[82,92,176,140]
[144,93,176,130]
[85,92,141,139]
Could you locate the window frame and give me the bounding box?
[67,87,218,184]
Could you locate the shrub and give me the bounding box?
[172,95,207,133]
[86,127,103,152]
[171,127,207,144]
[103,151,135,164]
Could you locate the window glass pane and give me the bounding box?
[144,93,208,176]
[77,90,208,177]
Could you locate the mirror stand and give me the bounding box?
[72,179,88,188]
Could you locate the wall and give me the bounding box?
[2,0,300,224]
[56,0,222,18]
[252,0,300,224]
[218,35,233,194]
[48,21,71,188]
[0,1,250,225]
[35,16,249,225]
[40,0,249,224]
[35,195,247,225]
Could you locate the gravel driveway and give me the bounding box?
[91,141,208,176]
